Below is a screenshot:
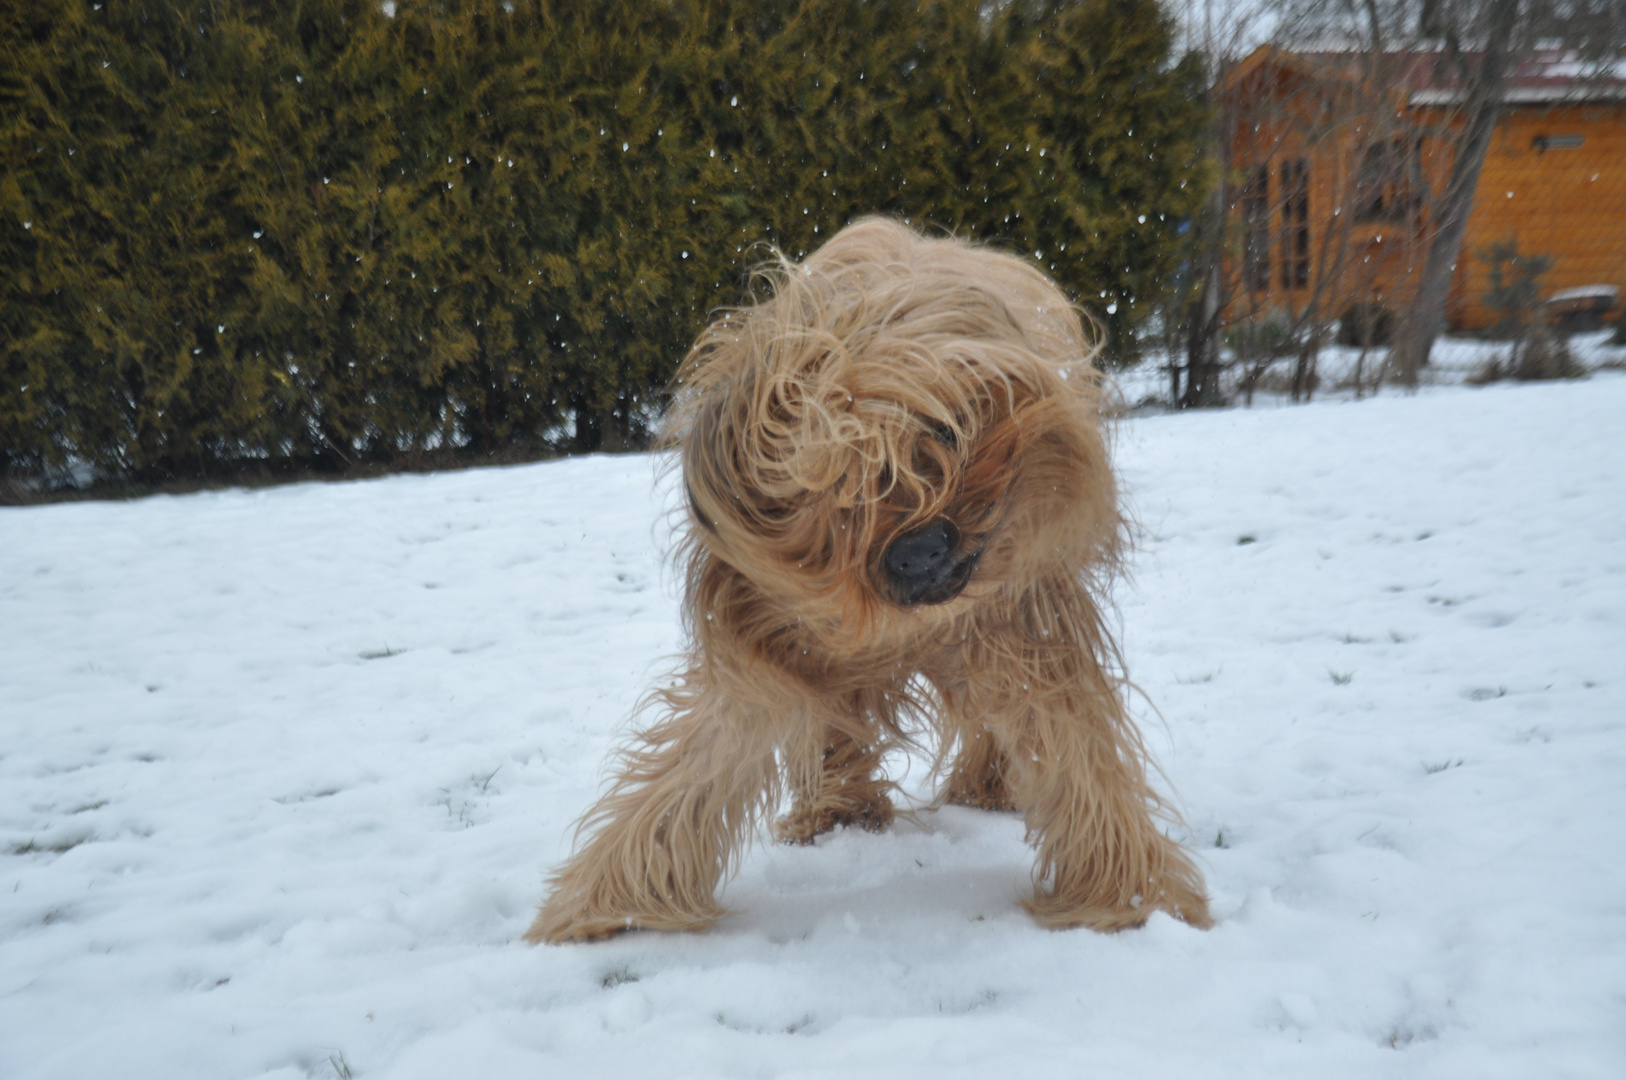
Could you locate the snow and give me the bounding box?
[1110,329,1626,411]
[1547,285,1619,305]
[4,375,1625,1079]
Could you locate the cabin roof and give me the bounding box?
[1231,44,1626,105]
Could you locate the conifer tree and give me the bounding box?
[997,0,1209,360]
[2,0,1209,484]
[3,1,274,478]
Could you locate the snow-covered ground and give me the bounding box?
[1111,328,1626,411]
[3,374,1624,1079]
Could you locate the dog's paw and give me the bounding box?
[524,883,724,945]
[1156,881,1214,930]
[523,902,722,944]
[942,776,1018,812]
[523,907,632,945]
[774,793,895,845]
[1023,871,1213,932]
[942,741,1018,811]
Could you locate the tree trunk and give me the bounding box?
[1182,256,1225,406]
[1182,173,1227,408]
[1389,0,1521,384]
[1291,325,1323,402]
[571,399,604,453]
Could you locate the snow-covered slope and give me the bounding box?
[3,377,1623,1079]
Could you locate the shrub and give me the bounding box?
[1226,314,1300,360]
[1468,323,1584,384]
[1335,302,1395,348]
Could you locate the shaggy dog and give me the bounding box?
[527,218,1210,943]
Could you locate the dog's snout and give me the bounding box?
[886,521,954,580]
[884,520,964,605]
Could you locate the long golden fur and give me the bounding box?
[526,218,1210,943]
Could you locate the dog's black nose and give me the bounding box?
[884,520,960,604]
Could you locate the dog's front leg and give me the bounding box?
[967,586,1212,932]
[991,684,1212,931]
[525,673,782,944]
[990,669,1213,931]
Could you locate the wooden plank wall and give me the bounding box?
[1224,63,1626,337]
[1450,104,1626,330]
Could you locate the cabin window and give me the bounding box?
[1280,158,1310,290]
[1354,138,1418,223]
[1243,165,1271,293]
[1533,134,1584,151]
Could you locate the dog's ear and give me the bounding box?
[676,380,738,534]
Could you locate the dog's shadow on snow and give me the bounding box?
[717,806,1035,942]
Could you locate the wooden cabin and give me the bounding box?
[1221,46,1626,337]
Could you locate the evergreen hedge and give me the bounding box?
[1,0,1207,484]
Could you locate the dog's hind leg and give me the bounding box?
[775,723,895,844]
[941,727,1017,811]
[525,670,783,944]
